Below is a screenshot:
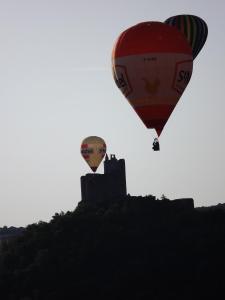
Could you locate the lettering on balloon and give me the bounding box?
[98,148,106,154]
[99,147,106,158]
[178,71,191,84]
[114,65,132,97]
[81,149,94,155]
[172,60,192,94]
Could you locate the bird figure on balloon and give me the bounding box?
[112,16,207,151]
[142,77,160,95]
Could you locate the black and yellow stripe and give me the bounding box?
[165,14,208,60]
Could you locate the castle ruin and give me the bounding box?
[81,154,127,202]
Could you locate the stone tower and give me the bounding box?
[80,154,127,202]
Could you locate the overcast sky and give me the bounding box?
[1,0,225,226]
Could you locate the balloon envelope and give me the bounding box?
[165,15,208,60]
[112,21,193,136]
[81,136,106,172]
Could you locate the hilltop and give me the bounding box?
[0,195,225,299]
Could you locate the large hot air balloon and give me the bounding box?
[112,21,193,137]
[165,15,208,60]
[81,136,106,172]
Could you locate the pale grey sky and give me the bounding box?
[0,0,225,226]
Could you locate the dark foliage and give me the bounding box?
[0,196,225,299]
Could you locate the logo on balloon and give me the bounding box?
[172,60,192,94]
[142,77,160,95]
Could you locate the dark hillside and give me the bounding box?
[0,195,225,300]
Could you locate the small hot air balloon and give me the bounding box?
[165,15,208,60]
[112,21,193,137]
[81,136,106,172]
